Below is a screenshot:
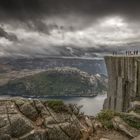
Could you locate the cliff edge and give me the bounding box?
[104,56,140,112]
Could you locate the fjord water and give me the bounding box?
[0,94,106,116]
[46,94,107,116]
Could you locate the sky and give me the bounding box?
[0,0,140,57]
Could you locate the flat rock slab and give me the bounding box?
[0,97,81,140]
[112,116,140,138]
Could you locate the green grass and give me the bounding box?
[97,110,120,129]
[97,110,140,129]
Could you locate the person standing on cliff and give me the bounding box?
[134,50,136,55]
[126,51,128,55]
[127,51,129,55]
[136,50,139,55]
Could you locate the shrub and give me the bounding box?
[47,100,67,112]
[97,110,140,129]
[97,110,120,129]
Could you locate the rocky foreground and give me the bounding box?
[0,97,139,140]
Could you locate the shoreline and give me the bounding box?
[0,94,98,99]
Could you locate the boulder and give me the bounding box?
[132,135,140,140]
[85,116,93,128]
[112,116,140,138]
[92,119,103,130]
[129,111,140,119]
[44,116,56,126]
[34,100,50,116]
[130,101,140,110]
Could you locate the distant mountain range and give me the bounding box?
[0,57,107,75]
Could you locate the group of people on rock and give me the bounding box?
[112,52,118,55]
[112,50,139,56]
[126,50,139,55]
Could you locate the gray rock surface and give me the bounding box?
[132,135,140,140]
[0,96,139,140]
[100,138,110,140]
[104,56,140,112]
[112,116,140,138]
[0,97,81,140]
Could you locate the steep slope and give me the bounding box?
[0,67,107,96]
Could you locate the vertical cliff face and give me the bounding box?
[104,56,140,112]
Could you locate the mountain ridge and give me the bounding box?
[0,67,107,97]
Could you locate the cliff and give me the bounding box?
[104,56,140,112]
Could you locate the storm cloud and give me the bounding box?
[0,0,140,18]
[0,0,140,57]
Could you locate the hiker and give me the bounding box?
[134,50,136,55]
[126,51,128,55]
[136,50,139,55]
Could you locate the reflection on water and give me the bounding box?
[46,94,107,116]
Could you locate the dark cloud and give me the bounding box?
[26,20,50,34]
[0,0,139,34]
[0,0,140,20]
[0,27,18,41]
[0,0,140,58]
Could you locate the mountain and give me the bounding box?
[0,57,107,75]
[0,67,107,96]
